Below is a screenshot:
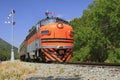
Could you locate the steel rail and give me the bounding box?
[55,62,120,67]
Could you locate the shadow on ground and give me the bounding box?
[25,76,82,80]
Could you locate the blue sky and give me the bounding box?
[0,0,93,47]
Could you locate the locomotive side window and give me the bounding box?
[41,30,50,35]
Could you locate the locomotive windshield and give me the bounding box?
[40,17,69,26]
[41,18,56,26]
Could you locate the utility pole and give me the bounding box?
[5,9,15,61]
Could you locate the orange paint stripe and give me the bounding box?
[66,49,70,52]
[66,54,72,61]
[49,48,56,52]
[42,43,73,47]
[43,52,56,61]
[26,34,37,45]
[43,48,49,52]
[62,52,71,61]
[51,54,63,62]
[45,56,50,61]
[41,49,56,61]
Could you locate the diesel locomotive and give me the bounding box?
[19,12,74,62]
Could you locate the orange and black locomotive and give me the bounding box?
[19,12,74,62]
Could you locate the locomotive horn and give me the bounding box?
[45,11,55,18]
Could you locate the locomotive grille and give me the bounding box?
[41,38,73,62]
[41,48,73,62]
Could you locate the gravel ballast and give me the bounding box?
[0,60,120,80]
[24,62,120,80]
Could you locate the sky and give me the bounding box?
[0,0,93,47]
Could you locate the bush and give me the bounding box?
[72,46,91,62]
[105,48,120,63]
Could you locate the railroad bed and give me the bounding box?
[0,60,120,80]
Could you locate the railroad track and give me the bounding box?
[53,62,120,68]
[22,60,120,68]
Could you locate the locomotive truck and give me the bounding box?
[19,12,74,62]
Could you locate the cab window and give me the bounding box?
[41,18,56,26]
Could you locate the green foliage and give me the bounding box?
[0,46,10,61]
[70,0,120,62]
[0,38,18,61]
[72,46,91,62]
[106,48,120,63]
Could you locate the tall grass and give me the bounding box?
[0,60,38,80]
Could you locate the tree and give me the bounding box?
[70,0,120,62]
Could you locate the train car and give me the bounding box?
[19,12,74,62]
[18,40,26,61]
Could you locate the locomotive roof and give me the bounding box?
[37,17,69,25]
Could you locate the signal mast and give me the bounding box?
[5,9,16,61]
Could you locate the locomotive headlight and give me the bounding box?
[57,23,63,29]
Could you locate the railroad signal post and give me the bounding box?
[5,9,16,61]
